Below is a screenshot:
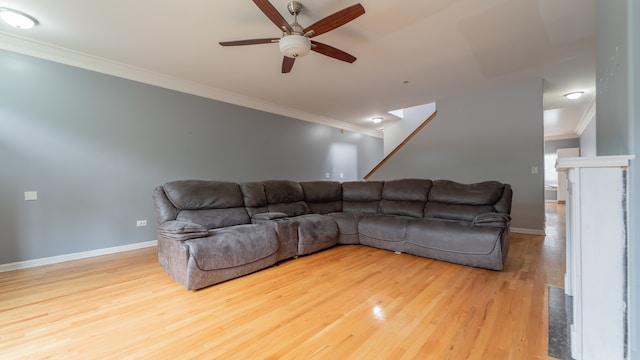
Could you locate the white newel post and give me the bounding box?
[556,155,634,360]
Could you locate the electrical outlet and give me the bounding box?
[531,166,538,174]
[136,220,147,227]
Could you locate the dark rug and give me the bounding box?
[548,286,572,359]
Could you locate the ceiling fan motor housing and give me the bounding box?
[279,34,311,58]
[287,1,303,16]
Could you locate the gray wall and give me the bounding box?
[596,0,638,356]
[0,49,382,264]
[544,138,580,201]
[579,117,597,156]
[596,0,628,155]
[384,103,436,156]
[369,77,545,232]
[544,138,580,154]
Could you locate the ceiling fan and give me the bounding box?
[219,0,365,73]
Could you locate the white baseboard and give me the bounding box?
[0,240,158,273]
[511,227,546,236]
[570,324,579,359]
[564,273,572,296]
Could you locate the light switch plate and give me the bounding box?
[24,191,38,201]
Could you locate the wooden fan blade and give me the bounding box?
[253,0,293,33]
[311,41,357,63]
[304,4,365,38]
[282,56,295,73]
[219,38,279,46]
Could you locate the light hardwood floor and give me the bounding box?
[0,204,565,359]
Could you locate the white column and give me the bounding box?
[557,155,634,360]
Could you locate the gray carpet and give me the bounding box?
[548,286,572,359]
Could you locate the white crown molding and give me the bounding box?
[0,240,157,272]
[575,93,596,136]
[0,32,383,138]
[544,133,579,141]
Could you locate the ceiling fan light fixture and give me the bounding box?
[279,34,311,58]
[0,8,38,29]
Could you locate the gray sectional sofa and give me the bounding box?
[153,179,512,290]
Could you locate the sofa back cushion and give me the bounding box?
[262,180,310,217]
[153,186,179,224]
[428,180,504,205]
[424,202,496,222]
[162,180,250,229]
[492,184,513,214]
[239,182,269,217]
[342,181,383,214]
[425,180,506,221]
[380,179,432,217]
[300,181,343,214]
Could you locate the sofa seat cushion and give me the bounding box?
[358,215,412,242]
[326,212,361,245]
[405,219,502,255]
[295,214,339,245]
[293,214,339,255]
[327,212,361,235]
[183,224,278,271]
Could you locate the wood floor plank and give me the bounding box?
[0,204,565,359]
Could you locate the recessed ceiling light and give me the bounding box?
[564,91,584,100]
[372,117,383,124]
[0,8,38,29]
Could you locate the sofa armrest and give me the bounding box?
[158,220,209,241]
[472,213,511,228]
[252,212,289,222]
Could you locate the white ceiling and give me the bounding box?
[0,0,595,139]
